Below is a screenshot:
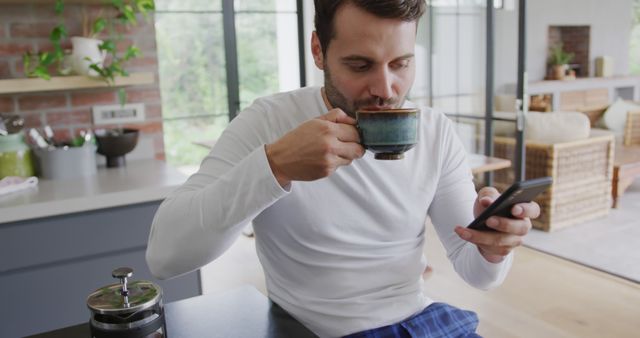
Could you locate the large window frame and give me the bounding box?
[154,0,306,167]
[425,0,526,185]
[156,0,306,122]
[221,0,307,120]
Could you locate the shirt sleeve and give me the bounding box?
[427,116,513,290]
[146,102,290,279]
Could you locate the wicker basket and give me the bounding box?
[624,110,640,146]
[493,134,614,231]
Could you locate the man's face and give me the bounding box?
[312,3,417,117]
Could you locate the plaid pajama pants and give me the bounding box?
[343,302,481,338]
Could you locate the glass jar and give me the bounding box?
[0,132,35,179]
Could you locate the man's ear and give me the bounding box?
[311,31,324,70]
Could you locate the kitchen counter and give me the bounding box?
[28,285,317,338]
[0,159,199,338]
[0,159,187,223]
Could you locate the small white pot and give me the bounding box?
[71,36,107,77]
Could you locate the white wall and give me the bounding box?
[303,1,324,87]
[495,0,634,93]
[494,6,519,93]
[276,1,302,92]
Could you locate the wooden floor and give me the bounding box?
[201,217,640,338]
[422,225,640,338]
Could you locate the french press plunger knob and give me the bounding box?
[112,267,134,307]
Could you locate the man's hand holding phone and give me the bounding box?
[454,178,548,263]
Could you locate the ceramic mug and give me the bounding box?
[356,108,420,160]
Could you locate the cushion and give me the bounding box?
[493,111,517,137]
[494,94,517,112]
[492,111,590,144]
[525,112,590,144]
[598,99,640,135]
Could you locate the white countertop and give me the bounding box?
[0,160,188,224]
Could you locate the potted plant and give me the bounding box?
[78,0,155,83]
[70,7,111,77]
[23,0,155,101]
[548,43,575,80]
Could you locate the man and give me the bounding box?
[146,0,540,337]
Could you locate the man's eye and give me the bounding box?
[391,60,410,69]
[347,63,371,72]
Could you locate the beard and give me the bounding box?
[323,65,405,118]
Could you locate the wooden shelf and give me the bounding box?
[0,72,154,95]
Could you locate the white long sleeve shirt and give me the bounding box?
[146,86,512,337]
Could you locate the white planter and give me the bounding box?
[71,37,106,77]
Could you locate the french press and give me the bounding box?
[86,267,167,338]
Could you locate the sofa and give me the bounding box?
[492,112,614,232]
[577,99,640,143]
[624,110,640,146]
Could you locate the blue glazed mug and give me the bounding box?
[356,108,420,160]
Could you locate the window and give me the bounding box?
[155,0,304,169]
[418,0,521,180]
[416,2,487,131]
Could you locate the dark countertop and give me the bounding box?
[28,285,317,338]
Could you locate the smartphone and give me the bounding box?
[467,176,553,231]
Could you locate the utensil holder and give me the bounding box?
[33,145,97,180]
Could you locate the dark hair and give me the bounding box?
[314,0,427,55]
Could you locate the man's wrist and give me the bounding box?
[478,247,506,264]
[265,144,291,188]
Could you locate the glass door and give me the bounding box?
[416,0,489,184]
[415,0,525,185]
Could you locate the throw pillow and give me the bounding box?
[525,112,590,144]
[598,99,640,135]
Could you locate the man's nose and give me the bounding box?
[368,67,393,101]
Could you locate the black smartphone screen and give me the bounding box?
[467,177,553,231]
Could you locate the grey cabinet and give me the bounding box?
[0,202,200,338]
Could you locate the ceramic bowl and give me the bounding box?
[356,108,420,160]
[95,128,139,167]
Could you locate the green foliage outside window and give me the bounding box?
[155,0,293,167]
[236,13,280,108]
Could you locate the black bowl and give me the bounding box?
[95,128,139,167]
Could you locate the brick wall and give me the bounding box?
[0,4,164,160]
[548,25,591,78]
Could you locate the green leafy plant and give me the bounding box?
[548,43,575,66]
[22,0,155,103]
[22,3,67,80]
[84,0,154,85]
[22,51,57,80]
